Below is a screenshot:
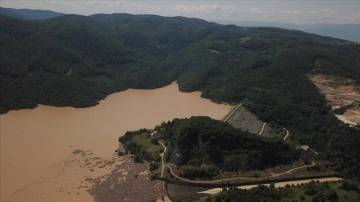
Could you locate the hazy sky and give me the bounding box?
[2,0,360,24]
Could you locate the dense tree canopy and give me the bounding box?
[121,117,300,179]
[161,117,299,171]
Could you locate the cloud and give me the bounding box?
[169,2,360,24]
[173,4,234,14]
[88,1,123,8]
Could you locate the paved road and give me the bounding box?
[223,104,241,122]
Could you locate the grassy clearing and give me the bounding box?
[119,130,163,164]
[265,160,306,173]
[132,133,163,155]
[269,125,287,138]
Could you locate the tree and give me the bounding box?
[324,189,338,202]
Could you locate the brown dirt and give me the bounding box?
[199,177,343,195]
[310,74,360,125]
[88,155,166,202]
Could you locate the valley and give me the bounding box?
[0,7,360,202]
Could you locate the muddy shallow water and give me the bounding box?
[0,82,232,202]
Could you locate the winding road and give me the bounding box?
[159,141,167,177]
[283,128,290,141]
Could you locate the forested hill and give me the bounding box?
[0,7,64,20]
[158,116,300,172]
[1,13,359,178]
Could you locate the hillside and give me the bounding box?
[165,117,299,169]
[218,20,360,42]
[120,116,300,179]
[0,13,360,179]
[0,7,64,20]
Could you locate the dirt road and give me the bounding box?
[199,177,343,194]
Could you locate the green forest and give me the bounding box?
[120,116,301,179]
[1,13,359,180]
[163,117,299,177]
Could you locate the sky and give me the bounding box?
[1,0,360,25]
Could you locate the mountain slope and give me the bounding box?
[120,116,301,180]
[0,13,359,178]
[0,14,170,112]
[0,7,64,20]
[163,117,299,171]
[218,20,360,42]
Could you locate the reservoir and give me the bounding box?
[0,82,232,202]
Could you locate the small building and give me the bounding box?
[300,145,310,151]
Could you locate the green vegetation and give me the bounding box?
[1,13,359,179]
[180,165,220,180]
[119,129,162,163]
[0,14,172,113]
[164,117,299,171]
[0,7,64,20]
[120,116,301,180]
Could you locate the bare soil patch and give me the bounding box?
[88,155,166,202]
[310,74,360,125]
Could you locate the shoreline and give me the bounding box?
[0,82,231,202]
[0,81,234,116]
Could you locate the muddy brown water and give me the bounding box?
[0,82,232,202]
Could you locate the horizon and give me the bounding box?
[1,0,360,25]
